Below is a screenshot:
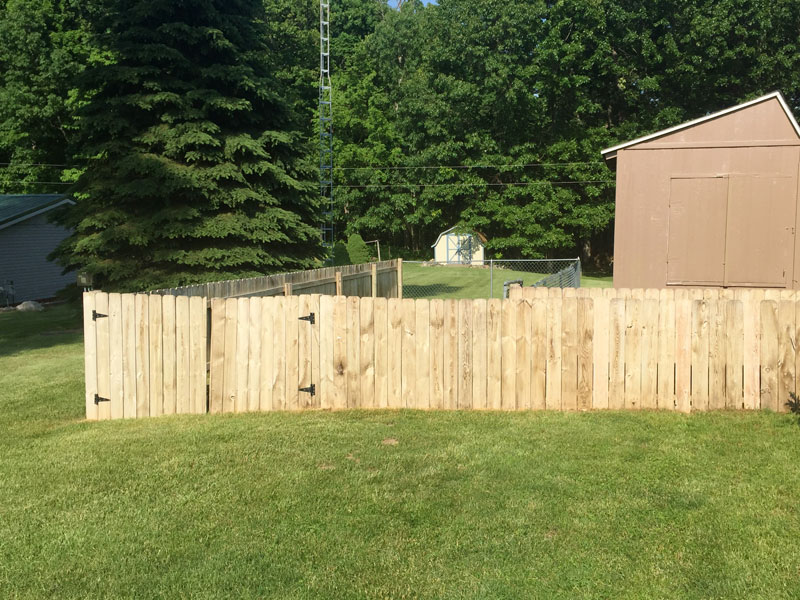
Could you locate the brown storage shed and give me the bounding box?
[603,91,800,289]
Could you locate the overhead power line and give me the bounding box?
[334,180,614,190]
[334,161,607,171]
[0,181,73,186]
[0,162,71,168]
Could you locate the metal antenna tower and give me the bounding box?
[319,0,334,249]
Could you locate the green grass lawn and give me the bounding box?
[402,262,612,299]
[3,305,800,599]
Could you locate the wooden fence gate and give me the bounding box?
[83,291,207,420]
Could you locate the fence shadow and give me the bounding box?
[0,304,83,358]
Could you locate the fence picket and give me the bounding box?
[147,294,163,417]
[319,295,334,410]
[458,299,473,409]
[272,297,286,410]
[561,297,578,411]
[83,292,99,421]
[360,297,376,408]
[471,299,487,409]
[402,299,417,408]
[675,297,692,413]
[285,296,300,411]
[347,296,362,408]
[162,294,177,415]
[515,299,531,411]
[108,293,124,420]
[577,298,593,411]
[708,300,726,410]
[121,294,137,418]
[248,297,262,412]
[443,300,459,410]
[190,296,207,414]
[760,300,779,411]
[624,298,642,410]
[175,296,190,414]
[416,300,431,410]
[609,299,625,410]
[136,294,151,417]
[486,299,502,410]
[387,298,403,408]
[531,299,547,409]
[691,300,710,412]
[501,299,517,409]
[333,296,348,409]
[725,300,744,409]
[429,299,445,410]
[657,289,676,410]
[373,297,389,408]
[778,300,795,412]
[592,294,609,409]
[546,297,562,410]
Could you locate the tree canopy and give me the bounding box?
[50,0,323,290]
[2,0,800,283]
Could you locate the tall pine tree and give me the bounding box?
[53,0,322,291]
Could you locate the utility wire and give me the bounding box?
[334,180,614,190]
[334,161,607,171]
[0,162,71,168]
[0,181,73,186]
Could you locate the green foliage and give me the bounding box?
[50,0,323,291]
[333,0,800,263]
[0,0,102,192]
[346,233,371,264]
[332,240,350,266]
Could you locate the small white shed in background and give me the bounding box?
[432,226,486,265]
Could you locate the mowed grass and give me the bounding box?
[3,306,800,599]
[403,261,612,299]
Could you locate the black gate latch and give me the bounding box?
[92,310,108,321]
[299,313,315,325]
[299,384,316,396]
[94,394,111,404]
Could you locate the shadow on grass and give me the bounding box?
[0,303,83,358]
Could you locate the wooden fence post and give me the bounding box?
[335,271,342,296]
[371,262,378,298]
[283,282,293,296]
[397,258,403,299]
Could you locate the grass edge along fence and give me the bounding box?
[85,285,797,420]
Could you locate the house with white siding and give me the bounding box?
[0,194,75,303]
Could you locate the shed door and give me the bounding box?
[724,175,796,287]
[667,176,728,285]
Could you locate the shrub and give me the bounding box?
[346,234,371,264]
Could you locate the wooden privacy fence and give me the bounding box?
[149,259,402,300]
[83,291,208,420]
[85,286,800,420]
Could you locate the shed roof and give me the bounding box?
[431,226,487,248]
[0,194,74,231]
[601,91,800,161]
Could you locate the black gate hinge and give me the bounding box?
[92,310,108,321]
[299,313,315,325]
[299,384,316,396]
[94,394,111,404]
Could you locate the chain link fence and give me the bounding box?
[402,259,581,300]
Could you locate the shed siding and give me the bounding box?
[613,145,800,289]
[635,97,798,148]
[0,214,73,301]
